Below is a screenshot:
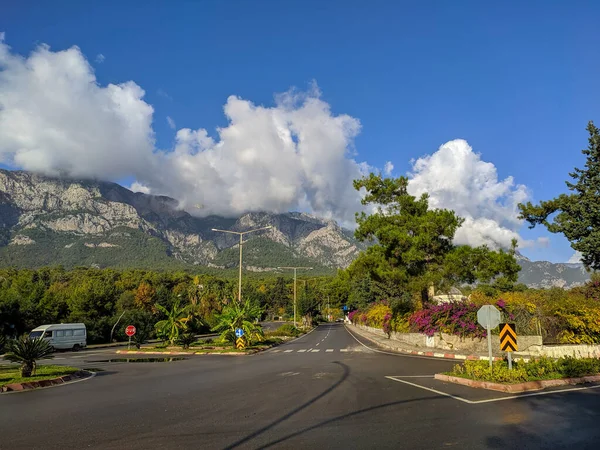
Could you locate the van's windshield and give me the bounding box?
[29,331,44,338]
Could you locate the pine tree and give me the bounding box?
[519,121,600,270]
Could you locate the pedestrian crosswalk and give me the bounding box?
[270,348,356,354]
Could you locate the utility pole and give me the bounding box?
[278,266,312,328]
[212,226,272,302]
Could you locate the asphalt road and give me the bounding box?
[2,324,600,449]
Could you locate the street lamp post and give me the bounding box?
[212,226,272,302]
[278,266,312,328]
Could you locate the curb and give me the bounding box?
[435,373,600,393]
[348,325,514,362]
[1,370,93,393]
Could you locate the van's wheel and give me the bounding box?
[72,344,81,352]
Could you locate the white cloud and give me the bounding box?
[567,251,582,264]
[157,89,172,100]
[383,161,394,176]
[166,116,175,130]
[130,182,151,194]
[0,36,540,247]
[0,36,364,227]
[407,139,531,249]
[536,237,550,248]
[95,53,105,63]
[0,36,155,182]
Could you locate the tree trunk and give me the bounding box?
[21,361,34,378]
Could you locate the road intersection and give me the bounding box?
[2,324,600,449]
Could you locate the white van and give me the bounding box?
[29,323,87,351]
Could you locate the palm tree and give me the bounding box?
[4,337,54,377]
[177,332,197,349]
[211,300,264,345]
[154,301,189,345]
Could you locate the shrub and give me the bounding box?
[450,357,600,383]
[177,332,197,349]
[4,337,54,377]
[348,310,359,324]
[266,324,301,337]
[408,301,485,339]
[365,301,392,328]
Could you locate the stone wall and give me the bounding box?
[353,324,542,355]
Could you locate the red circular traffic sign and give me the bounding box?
[125,325,136,337]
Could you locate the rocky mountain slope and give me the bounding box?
[0,169,592,287]
[515,253,589,289]
[0,169,363,271]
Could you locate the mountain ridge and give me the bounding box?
[0,169,591,287]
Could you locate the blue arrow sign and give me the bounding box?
[343,305,348,311]
[235,328,244,338]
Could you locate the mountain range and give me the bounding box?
[0,169,590,287]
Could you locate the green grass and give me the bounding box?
[0,365,80,386]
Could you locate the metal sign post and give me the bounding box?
[125,325,136,350]
[477,305,502,368]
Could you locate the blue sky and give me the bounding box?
[2,0,599,263]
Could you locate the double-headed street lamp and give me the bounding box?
[277,266,313,328]
[212,226,272,302]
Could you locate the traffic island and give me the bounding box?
[116,338,284,356]
[435,372,600,393]
[436,357,600,393]
[1,366,93,393]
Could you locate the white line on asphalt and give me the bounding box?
[340,349,349,352]
[311,349,320,353]
[326,349,334,352]
[385,376,600,404]
[284,350,294,353]
[316,343,320,346]
[297,349,307,352]
[344,326,453,361]
[389,375,435,378]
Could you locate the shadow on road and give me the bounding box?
[224,361,351,450]
[484,389,600,449]
[224,360,444,450]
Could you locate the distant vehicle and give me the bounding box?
[29,323,87,351]
[335,318,344,323]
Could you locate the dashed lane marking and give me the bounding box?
[297,349,307,353]
[326,349,334,352]
[311,349,320,353]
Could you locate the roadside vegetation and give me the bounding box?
[0,364,80,387]
[448,357,600,384]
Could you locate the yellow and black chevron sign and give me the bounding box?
[236,337,245,350]
[499,323,517,352]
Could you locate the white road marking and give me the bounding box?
[316,343,320,346]
[326,349,334,352]
[297,349,307,353]
[340,349,349,352]
[344,325,452,361]
[311,349,320,353]
[284,349,294,353]
[385,376,600,404]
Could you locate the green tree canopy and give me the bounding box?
[351,173,520,300]
[519,121,600,270]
